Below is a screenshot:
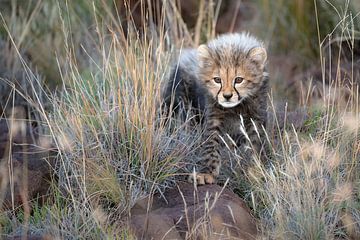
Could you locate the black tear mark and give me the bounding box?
[216,82,222,101]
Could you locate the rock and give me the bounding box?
[0,117,56,210]
[130,183,258,240]
[0,145,56,209]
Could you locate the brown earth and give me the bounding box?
[130,183,258,240]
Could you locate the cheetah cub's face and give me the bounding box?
[198,45,267,108]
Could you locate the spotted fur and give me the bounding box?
[163,32,269,179]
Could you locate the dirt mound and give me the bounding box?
[130,183,258,240]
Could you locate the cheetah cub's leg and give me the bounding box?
[189,117,222,185]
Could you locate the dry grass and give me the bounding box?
[0,0,359,239]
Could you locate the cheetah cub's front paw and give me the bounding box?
[188,173,215,185]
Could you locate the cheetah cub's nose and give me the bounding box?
[223,93,233,100]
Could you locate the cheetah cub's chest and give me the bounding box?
[217,111,246,145]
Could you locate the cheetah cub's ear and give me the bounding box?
[247,47,267,68]
[198,44,210,58]
[198,44,212,66]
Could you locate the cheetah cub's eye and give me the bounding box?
[234,77,243,84]
[213,77,222,84]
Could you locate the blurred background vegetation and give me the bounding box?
[0,0,359,108]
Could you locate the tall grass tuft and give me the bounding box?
[45,1,207,238]
[246,1,360,238]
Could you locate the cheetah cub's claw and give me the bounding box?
[188,173,215,185]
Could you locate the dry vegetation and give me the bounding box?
[0,0,359,239]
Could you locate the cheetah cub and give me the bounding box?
[163,33,269,184]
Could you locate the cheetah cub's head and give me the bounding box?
[198,33,267,108]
